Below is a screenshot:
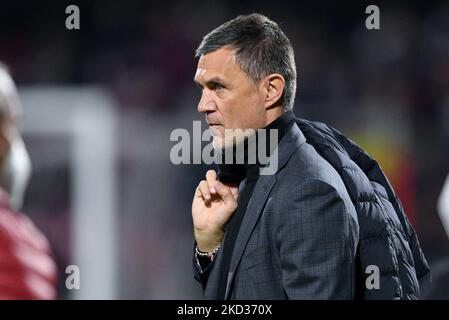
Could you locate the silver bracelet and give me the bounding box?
[195,245,221,261]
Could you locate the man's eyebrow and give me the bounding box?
[194,76,228,88]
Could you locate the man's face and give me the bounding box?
[194,47,266,149]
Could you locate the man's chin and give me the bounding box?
[212,134,250,150]
[212,136,234,150]
[212,137,225,150]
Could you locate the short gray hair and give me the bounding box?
[195,13,297,111]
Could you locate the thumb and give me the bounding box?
[215,180,237,208]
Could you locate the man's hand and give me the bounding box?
[192,170,238,252]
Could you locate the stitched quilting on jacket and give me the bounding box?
[296,118,431,299]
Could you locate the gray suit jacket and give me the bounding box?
[193,123,360,299]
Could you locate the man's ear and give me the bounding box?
[263,74,285,110]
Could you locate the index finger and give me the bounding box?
[206,170,218,194]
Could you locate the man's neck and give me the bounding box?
[216,110,295,183]
[263,107,284,128]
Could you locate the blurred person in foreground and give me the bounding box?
[191,14,430,299]
[0,63,57,299]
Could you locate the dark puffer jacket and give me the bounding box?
[296,118,431,299]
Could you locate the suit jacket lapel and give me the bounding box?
[224,123,307,299]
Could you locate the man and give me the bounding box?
[0,63,57,299]
[191,14,429,299]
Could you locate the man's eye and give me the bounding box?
[214,83,225,91]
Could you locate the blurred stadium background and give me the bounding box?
[0,0,448,299]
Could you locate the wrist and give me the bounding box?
[195,244,221,262]
[194,229,223,252]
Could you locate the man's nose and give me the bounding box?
[197,91,217,114]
